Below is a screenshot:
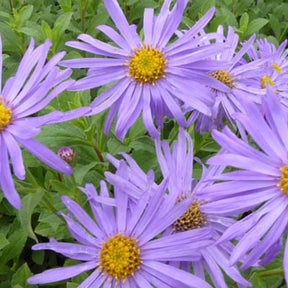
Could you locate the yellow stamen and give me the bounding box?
[272,63,282,74]
[278,165,288,195]
[99,234,141,282]
[173,199,206,232]
[261,76,275,88]
[128,45,167,85]
[0,97,12,131]
[209,70,234,88]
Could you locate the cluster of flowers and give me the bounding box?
[1,0,288,287]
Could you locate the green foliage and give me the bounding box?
[0,0,287,287]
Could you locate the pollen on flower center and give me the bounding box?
[277,165,288,195]
[173,199,206,232]
[261,76,275,88]
[99,234,141,283]
[127,45,167,85]
[209,70,234,88]
[0,98,12,131]
[272,63,282,74]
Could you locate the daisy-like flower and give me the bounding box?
[27,179,214,287]
[201,88,288,283]
[106,129,250,288]
[247,38,288,107]
[0,37,90,209]
[61,0,228,140]
[188,26,267,134]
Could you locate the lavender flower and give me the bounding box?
[61,0,228,140]
[202,88,288,283]
[188,26,267,134]
[0,37,90,209]
[28,180,214,288]
[106,129,250,288]
[247,38,288,107]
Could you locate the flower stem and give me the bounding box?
[94,146,105,162]
[81,0,85,33]
[8,0,13,11]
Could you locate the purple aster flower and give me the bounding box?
[187,26,268,134]
[0,37,90,209]
[61,0,228,140]
[106,129,250,288]
[27,180,214,288]
[201,88,288,283]
[247,38,288,107]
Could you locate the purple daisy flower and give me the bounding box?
[27,180,214,288]
[201,88,288,282]
[61,0,228,140]
[106,129,250,288]
[187,26,267,134]
[247,38,288,107]
[0,37,90,209]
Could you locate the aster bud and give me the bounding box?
[57,146,75,164]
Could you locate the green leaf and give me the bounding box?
[17,189,45,242]
[11,263,33,288]
[0,233,9,250]
[239,12,249,33]
[269,14,281,39]
[245,18,269,36]
[107,137,130,154]
[19,5,34,23]
[53,12,73,39]
[0,220,27,264]
[41,20,52,39]
[58,0,72,12]
[74,162,98,185]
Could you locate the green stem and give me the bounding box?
[8,0,13,11]
[81,0,85,33]
[70,174,81,204]
[258,268,284,278]
[231,0,236,14]
[94,146,105,162]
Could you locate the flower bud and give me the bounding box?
[57,146,75,164]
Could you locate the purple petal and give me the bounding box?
[27,261,96,284]
[3,131,25,180]
[143,261,213,288]
[0,136,22,209]
[17,138,72,175]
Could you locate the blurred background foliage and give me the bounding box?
[0,0,287,287]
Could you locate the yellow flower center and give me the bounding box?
[261,76,275,88]
[209,70,234,88]
[277,165,288,194]
[0,98,12,131]
[127,45,167,85]
[99,234,141,283]
[272,63,282,74]
[173,200,206,232]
